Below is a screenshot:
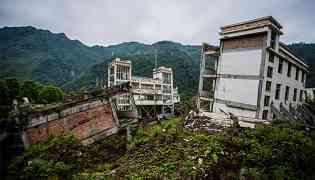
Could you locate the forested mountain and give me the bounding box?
[0,26,106,86]
[0,26,201,97]
[288,43,315,88]
[1,26,314,98]
[70,41,201,96]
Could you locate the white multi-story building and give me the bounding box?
[108,58,180,118]
[198,16,308,120]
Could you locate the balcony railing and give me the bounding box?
[135,100,164,105]
[203,68,216,75]
[132,89,163,94]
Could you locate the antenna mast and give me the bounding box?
[155,49,158,69]
[154,48,158,120]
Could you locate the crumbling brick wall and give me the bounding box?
[25,99,118,145]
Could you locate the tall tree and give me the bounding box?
[5,78,20,102]
[20,80,42,103]
[39,85,64,104]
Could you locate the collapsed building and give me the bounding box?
[198,16,309,120]
[107,58,180,120]
[0,83,133,176]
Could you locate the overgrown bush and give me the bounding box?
[8,118,315,179]
[8,132,127,180]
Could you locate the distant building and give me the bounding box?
[108,58,180,119]
[198,16,308,120]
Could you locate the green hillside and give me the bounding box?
[0,26,105,87]
[0,27,201,97]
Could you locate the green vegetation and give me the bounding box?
[0,78,64,119]
[8,118,315,179]
[0,27,200,98]
[8,132,127,180]
[39,85,64,104]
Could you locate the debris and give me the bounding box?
[184,111,232,133]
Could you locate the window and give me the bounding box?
[267,66,273,78]
[273,114,277,119]
[117,65,130,80]
[285,86,290,103]
[293,88,297,101]
[278,59,283,74]
[162,72,172,84]
[300,89,303,101]
[265,81,272,92]
[204,55,218,75]
[269,53,274,63]
[270,31,277,49]
[275,84,281,100]
[264,96,270,107]
[287,62,292,77]
[295,67,299,81]
[301,71,305,83]
[262,110,268,120]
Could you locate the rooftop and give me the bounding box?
[221,16,283,30]
[220,16,283,35]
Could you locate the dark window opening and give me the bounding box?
[285,86,290,103]
[273,114,277,119]
[301,71,305,83]
[270,31,277,49]
[267,66,273,78]
[266,81,272,92]
[295,67,299,81]
[278,59,283,74]
[293,88,297,101]
[300,89,303,101]
[269,53,274,63]
[264,96,270,107]
[275,84,281,100]
[262,110,268,120]
[287,63,292,77]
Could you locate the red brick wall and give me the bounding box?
[26,101,116,144]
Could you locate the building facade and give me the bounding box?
[198,16,308,120]
[108,58,180,118]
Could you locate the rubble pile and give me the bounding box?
[184,111,233,133]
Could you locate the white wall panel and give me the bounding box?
[219,49,262,75]
[215,78,260,105]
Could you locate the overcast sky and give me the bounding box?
[0,0,314,46]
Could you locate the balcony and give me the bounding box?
[135,100,163,105]
[202,68,216,76]
[199,90,214,99]
[132,88,163,94]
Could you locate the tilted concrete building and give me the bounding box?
[198,16,308,120]
[108,58,180,119]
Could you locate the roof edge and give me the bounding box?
[221,16,283,30]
